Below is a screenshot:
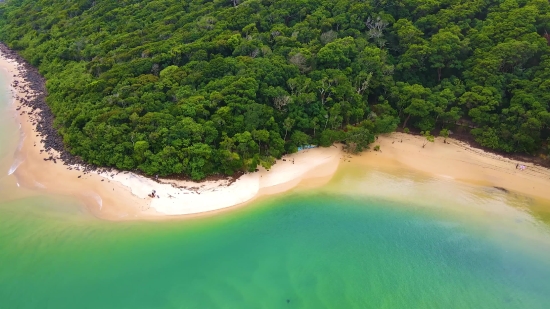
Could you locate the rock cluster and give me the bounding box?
[0,42,244,182]
[0,42,106,174]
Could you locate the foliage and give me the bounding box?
[1,0,549,178]
[421,130,435,148]
[439,128,450,143]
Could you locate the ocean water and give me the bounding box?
[1,66,550,309]
[1,190,550,309]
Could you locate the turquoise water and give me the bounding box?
[1,193,550,309]
[2,65,550,309]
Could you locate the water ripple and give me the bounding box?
[8,156,24,175]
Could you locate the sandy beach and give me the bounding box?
[1,48,343,219]
[348,133,550,201]
[2,48,550,220]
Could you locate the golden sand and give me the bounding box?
[350,133,550,201]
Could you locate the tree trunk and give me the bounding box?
[402,114,411,129]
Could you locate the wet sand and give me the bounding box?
[2,50,549,221]
[348,133,550,201]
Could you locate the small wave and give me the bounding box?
[16,131,25,151]
[97,196,103,210]
[34,181,46,188]
[8,157,24,175]
[84,192,103,210]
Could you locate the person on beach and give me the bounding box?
[516,163,519,169]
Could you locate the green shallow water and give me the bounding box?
[1,193,550,309]
[2,64,550,309]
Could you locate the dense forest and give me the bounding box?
[1,0,550,179]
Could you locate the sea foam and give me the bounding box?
[84,192,103,210]
[8,157,24,175]
[34,181,45,188]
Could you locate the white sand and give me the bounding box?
[103,146,341,215]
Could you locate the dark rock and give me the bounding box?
[493,186,509,193]
[1,42,96,172]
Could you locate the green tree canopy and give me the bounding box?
[1,0,549,178]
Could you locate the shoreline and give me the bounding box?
[0,45,343,220]
[1,46,549,221]
[347,133,550,202]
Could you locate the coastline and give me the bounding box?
[2,46,549,221]
[348,133,550,202]
[0,45,342,219]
